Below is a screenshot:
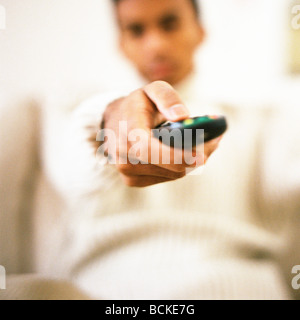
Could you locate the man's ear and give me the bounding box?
[197,25,205,46]
[119,35,129,58]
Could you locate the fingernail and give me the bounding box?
[208,136,223,144]
[214,136,223,143]
[168,104,190,120]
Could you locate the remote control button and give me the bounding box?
[183,119,194,125]
[170,122,182,129]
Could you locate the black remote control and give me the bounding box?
[153,115,228,148]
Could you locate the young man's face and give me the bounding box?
[116,0,204,85]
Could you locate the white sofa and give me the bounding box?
[0,98,93,299]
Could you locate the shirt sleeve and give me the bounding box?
[45,91,126,202]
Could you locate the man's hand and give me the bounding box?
[99,81,222,187]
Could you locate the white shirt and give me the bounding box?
[37,74,296,300]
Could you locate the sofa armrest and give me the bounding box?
[0,98,40,274]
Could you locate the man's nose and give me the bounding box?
[144,30,169,56]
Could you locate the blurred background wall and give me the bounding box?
[0,0,299,111]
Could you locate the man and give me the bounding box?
[100,0,217,187]
[46,0,293,299]
[115,0,203,85]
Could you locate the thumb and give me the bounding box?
[143,81,190,122]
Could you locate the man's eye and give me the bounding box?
[128,25,144,38]
[161,19,180,32]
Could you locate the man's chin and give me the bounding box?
[147,74,177,85]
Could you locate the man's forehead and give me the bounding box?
[116,0,189,25]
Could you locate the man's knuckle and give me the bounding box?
[121,175,137,187]
[117,164,132,175]
[176,171,186,179]
[129,88,144,99]
[172,165,187,173]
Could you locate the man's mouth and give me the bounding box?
[149,62,175,79]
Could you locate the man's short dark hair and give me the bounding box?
[111,0,200,17]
